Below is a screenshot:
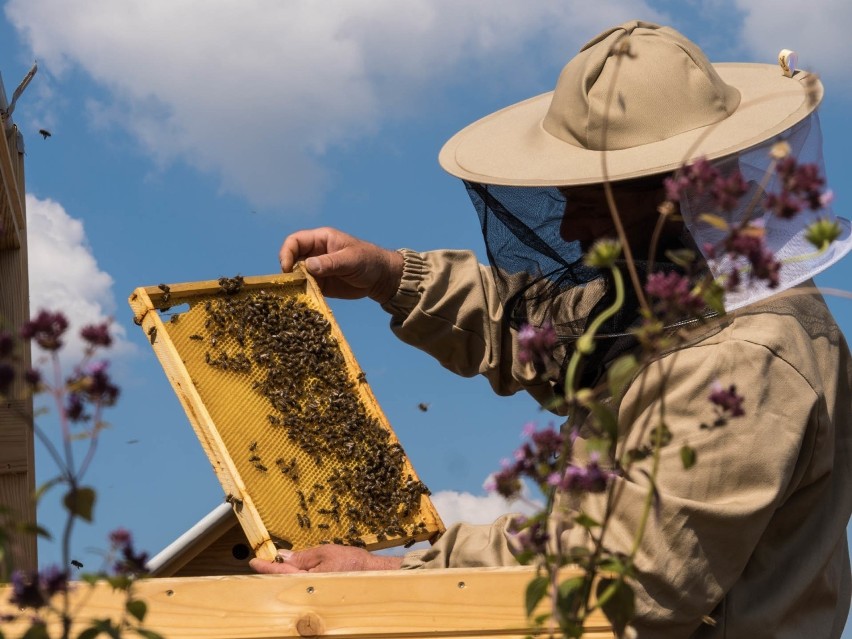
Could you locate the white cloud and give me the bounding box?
[377,488,542,557]
[26,193,132,364]
[431,488,542,527]
[733,0,852,92]
[4,0,663,210]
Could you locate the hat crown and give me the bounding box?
[543,21,741,151]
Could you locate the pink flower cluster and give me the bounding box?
[709,381,745,418]
[8,565,68,610]
[662,153,831,294]
[547,452,615,494]
[517,322,557,366]
[645,271,705,316]
[109,527,149,576]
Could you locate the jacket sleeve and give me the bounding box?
[381,249,555,402]
[400,336,819,638]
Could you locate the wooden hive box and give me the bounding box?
[0,567,616,638]
[128,269,444,562]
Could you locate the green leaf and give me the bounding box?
[650,423,672,447]
[663,248,697,268]
[63,486,96,522]
[21,624,50,639]
[680,445,697,470]
[588,403,618,441]
[126,599,147,622]
[701,279,726,316]
[607,354,639,401]
[81,572,100,585]
[596,578,635,637]
[92,619,121,639]
[16,522,53,540]
[77,627,102,639]
[573,513,600,530]
[107,574,133,591]
[525,575,549,618]
[698,212,730,231]
[556,575,585,610]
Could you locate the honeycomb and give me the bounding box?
[129,272,444,556]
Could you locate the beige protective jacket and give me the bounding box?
[382,249,852,639]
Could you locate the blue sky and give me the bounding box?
[2,0,852,629]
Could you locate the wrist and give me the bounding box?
[369,248,404,304]
[366,553,404,570]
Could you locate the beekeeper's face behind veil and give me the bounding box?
[436,20,851,387]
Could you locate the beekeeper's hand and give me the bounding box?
[279,227,403,304]
[250,545,403,574]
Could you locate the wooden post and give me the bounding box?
[0,72,37,573]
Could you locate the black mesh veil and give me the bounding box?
[463,181,658,388]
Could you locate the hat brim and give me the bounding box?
[439,63,822,186]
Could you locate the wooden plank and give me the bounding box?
[0,110,35,570]
[0,472,35,575]
[0,568,615,638]
[0,398,29,472]
[0,123,23,249]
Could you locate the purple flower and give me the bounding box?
[9,570,45,609]
[487,466,523,499]
[82,362,120,406]
[723,225,782,289]
[709,381,745,418]
[24,368,41,387]
[517,322,557,367]
[80,323,112,348]
[8,566,67,609]
[39,565,68,597]
[645,271,704,315]
[763,191,804,219]
[109,527,133,549]
[711,171,748,212]
[551,454,615,494]
[65,393,88,422]
[507,516,549,557]
[20,310,69,351]
[109,528,149,576]
[765,158,828,218]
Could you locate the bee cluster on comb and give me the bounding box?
[131,276,443,548]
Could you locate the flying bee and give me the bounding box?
[70,559,83,569]
[418,403,430,412]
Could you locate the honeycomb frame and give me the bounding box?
[129,269,445,561]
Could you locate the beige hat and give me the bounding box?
[439,20,822,186]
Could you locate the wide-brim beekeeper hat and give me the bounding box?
[440,20,820,185]
[440,20,852,313]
